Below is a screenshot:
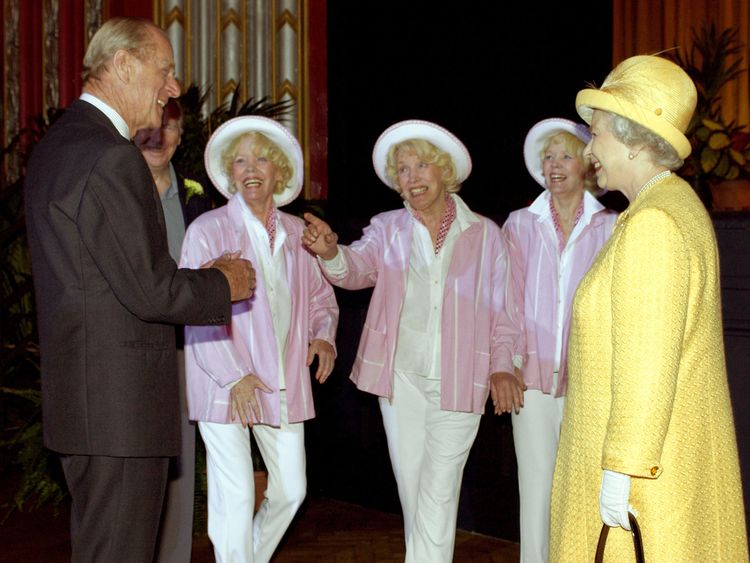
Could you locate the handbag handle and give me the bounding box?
[594,512,644,563]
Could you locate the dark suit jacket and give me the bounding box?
[173,169,214,349]
[24,99,231,458]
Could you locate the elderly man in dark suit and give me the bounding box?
[24,17,255,563]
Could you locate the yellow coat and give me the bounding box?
[550,175,748,562]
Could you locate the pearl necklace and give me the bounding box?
[635,170,671,200]
[615,170,673,232]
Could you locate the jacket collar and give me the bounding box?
[79,93,130,139]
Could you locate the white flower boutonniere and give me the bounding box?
[184,178,205,203]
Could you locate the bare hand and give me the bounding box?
[209,251,257,301]
[490,370,527,415]
[307,339,335,383]
[302,213,339,260]
[230,373,273,426]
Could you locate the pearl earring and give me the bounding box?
[628,152,635,160]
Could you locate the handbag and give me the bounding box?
[594,512,644,563]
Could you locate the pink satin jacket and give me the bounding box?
[180,195,339,425]
[503,191,616,396]
[323,201,521,414]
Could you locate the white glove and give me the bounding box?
[599,469,632,530]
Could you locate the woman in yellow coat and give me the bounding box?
[550,55,749,562]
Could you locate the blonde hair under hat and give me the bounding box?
[523,118,591,189]
[372,119,472,189]
[575,55,697,159]
[204,115,303,206]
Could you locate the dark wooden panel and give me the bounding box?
[714,212,750,530]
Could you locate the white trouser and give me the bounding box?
[511,389,565,563]
[379,370,481,563]
[198,392,306,563]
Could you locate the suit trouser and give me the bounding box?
[156,350,196,563]
[198,392,306,563]
[511,389,565,563]
[61,453,169,563]
[379,370,481,563]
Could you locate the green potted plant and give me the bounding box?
[1,109,68,520]
[690,117,750,210]
[668,22,750,210]
[693,117,750,180]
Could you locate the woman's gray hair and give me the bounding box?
[607,112,684,170]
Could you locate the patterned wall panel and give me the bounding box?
[249,0,272,104]
[161,0,186,87]
[84,0,103,46]
[3,0,20,181]
[219,0,243,103]
[154,1,293,118]
[2,0,320,198]
[42,0,59,113]
[154,0,309,195]
[274,0,301,138]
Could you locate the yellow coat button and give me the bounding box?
[650,466,658,476]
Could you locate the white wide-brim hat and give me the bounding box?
[524,118,591,189]
[371,119,472,189]
[204,115,303,206]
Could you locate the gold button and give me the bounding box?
[650,466,658,476]
[655,108,663,116]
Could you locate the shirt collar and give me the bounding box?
[236,194,287,249]
[404,193,477,233]
[528,189,604,228]
[162,163,179,200]
[80,93,130,139]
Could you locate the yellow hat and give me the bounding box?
[575,55,697,159]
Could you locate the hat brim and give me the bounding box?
[576,88,692,159]
[371,120,472,189]
[523,118,591,189]
[204,115,303,206]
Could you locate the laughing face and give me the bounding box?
[126,29,180,133]
[140,119,181,171]
[230,135,279,215]
[542,137,587,198]
[585,110,632,193]
[394,148,448,217]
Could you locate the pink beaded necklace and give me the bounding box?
[549,197,584,253]
[265,205,277,252]
[413,195,457,255]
